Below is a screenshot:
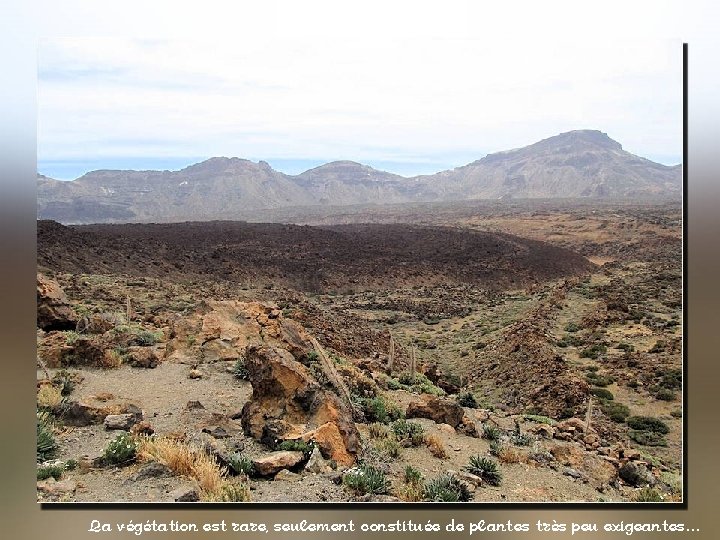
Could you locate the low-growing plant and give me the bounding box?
[523,414,556,425]
[648,340,666,354]
[654,388,676,401]
[466,455,502,486]
[482,424,503,441]
[277,439,314,455]
[633,487,663,502]
[368,422,391,439]
[600,400,630,423]
[360,396,388,424]
[626,416,670,434]
[133,330,162,346]
[659,368,682,390]
[629,430,668,447]
[37,384,63,410]
[590,387,614,400]
[564,322,581,333]
[37,463,64,481]
[374,438,402,460]
[391,419,425,446]
[488,440,504,457]
[232,358,249,380]
[37,410,58,463]
[227,453,255,476]
[102,432,138,466]
[586,371,614,387]
[206,481,251,502]
[403,465,423,485]
[580,344,608,360]
[423,473,472,502]
[51,370,77,396]
[510,432,533,447]
[342,464,389,495]
[424,434,448,459]
[456,392,478,408]
[670,409,682,419]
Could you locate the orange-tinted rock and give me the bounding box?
[252,451,305,476]
[37,274,77,331]
[406,395,478,436]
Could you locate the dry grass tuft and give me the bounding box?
[395,481,424,502]
[424,434,448,459]
[100,349,123,368]
[137,436,226,496]
[496,445,527,464]
[368,422,391,439]
[37,384,63,409]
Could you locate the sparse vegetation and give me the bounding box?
[482,424,503,441]
[391,419,425,446]
[466,455,502,486]
[342,464,389,495]
[590,387,614,400]
[626,416,670,434]
[600,400,630,423]
[633,487,663,502]
[227,453,255,477]
[36,410,58,463]
[423,473,472,502]
[456,391,478,408]
[232,357,249,380]
[102,432,138,466]
[37,462,64,481]
[424,434,448,458]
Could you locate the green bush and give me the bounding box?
[659,368,682,390]
[227,453,255,476]
[37,463,64,481]
[629,430,668,447]
[654,388,676,401]
[482,424,503,441]
[374,438,402,460]
[342,464,389,495]
[457,392,478,408]
[133,330,162,346]
[633,487,663,502]
[600,400,630,423]
[580,344,607,359]
[488,440,504,457]
[424,473,472,502]
[208,482,250,502]
[523,414,556,425]
[102,433,138,466]
[626,416,670,434]
[564,322,581,333]
[466,455,502,486]
[360,397,389,424]
[510,432,533,447]
[403,465,423,485]
[277,439,315,455]
[232,357,249,380]
[391,419,425,446]
[590,388,614,400]
[586,371,614,387]
[37,410,58,463]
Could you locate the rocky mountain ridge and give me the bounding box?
[38,130,682,223]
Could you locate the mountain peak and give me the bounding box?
[543,129,622,150]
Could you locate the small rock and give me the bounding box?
[304,447,331,474]
[252,451,305,476]
[356,494,401,502]
[274,469,302,482]
[188,369,202,379]
[104,413,137,431]
[37,478,77,495]
[457,471,483,486]
[170,485,200,502]
[563,467,584,479]
[619,462,655,487]
[437,423,456,435]
[186,400,205,410]
[130,421,155,436]
[202,426,229,439]
[131,462,172,482]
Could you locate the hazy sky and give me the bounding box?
[38,37,683,180]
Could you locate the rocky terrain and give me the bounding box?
[35,200,682,504]
[37,130,681,223]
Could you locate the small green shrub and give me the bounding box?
[670,409,682,419]
[482,424,503,441]
[403,465,423,485]
[510,432,533,447]
[207,482,250,502]
[360,397,388,424]
[466,455,502,486]
[626,416,670,434]
[227,453,255,476]
[342,464,389,495]
[391,419,425,446]
[586,371,614,387]
[51,370,76,396]
[590,388,614,400]
[564,322,581,333]
[37,410,58,463]
[232,358,249,380]
[581,344,608,359]
[648,341,666,354]
[423,473,472,502]
[457,392,478,408]
[368,422,391,439]
[488,440,504,457]
[617,342,635,352]
[633,487,663,502]
[600,400,630,423]
[37,463,64,481]
[659,368,682,390]
[102,433,138,466]
[133,330,162,346]
[374,438,402,460]
[277,439,314,455]
[523,414,556,425]
[654,388,676,401]
[629,430,668,447]
[386,377,402,390]
[305,351,319,363]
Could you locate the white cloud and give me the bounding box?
[38,35,683,174]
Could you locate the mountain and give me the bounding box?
[37,130,682,223]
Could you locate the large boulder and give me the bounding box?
[406,395,478,437]
[240,345,360,466]
[37,274,77,331]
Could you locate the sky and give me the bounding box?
[38,37,683,180]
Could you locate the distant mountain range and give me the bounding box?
[37,130,682,223]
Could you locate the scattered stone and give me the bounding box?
[104,413,138,431]
[76,313,121,334]
[188,369,202,379]
[619,462,655,487]
[130,421,155,436]
[202,426,229,439]
[170,485,200,502]
[186,400,205,410]
[131,462,172,482]
[37,478,77,496]
[304,447,331,474]
[356,494,401,502]
[437,423,456,435]
[274,469,303,482]
[37,273,77,331]
[126,346,161,368]
[406,395,479,436]
[252,451,305,477]
[457,470,483,486]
